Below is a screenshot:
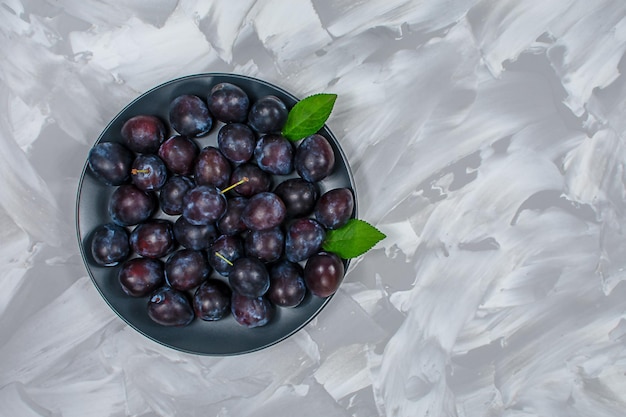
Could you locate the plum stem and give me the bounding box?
[220,177,249,194]
[215,252,233,266]
[131,168,151,175]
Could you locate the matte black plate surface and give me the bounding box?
[76,73,356,355]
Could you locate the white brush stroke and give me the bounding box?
[70,11,219,92]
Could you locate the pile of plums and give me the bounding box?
[87,82,354,328]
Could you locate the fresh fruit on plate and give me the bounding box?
[84,80,385,332]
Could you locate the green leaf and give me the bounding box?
[283,93,337,141]
[322,219,386,259]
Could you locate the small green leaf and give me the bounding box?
[283,93,337,141]
[322,219,386,259]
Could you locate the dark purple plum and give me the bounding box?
[165,249,210,291]
[241,192,286,231]
[207,82,250,123]
[158,135,199,175]
[268,260,306,307]
[285,218,326,263]
[294,134,335,182]
[147,286,194,327]
[304,252,344,298]
[229,257,270,298]
[244,227,284,263]
[121,115,166,154]
[109,184,156,227]
[217,123,256,164]
[208,234,244,277]
[130,154,168,191]
[88,142,134,186]
[194,146,232,189]
[118,258,164,297]
[217,196,248,236]
[159,176,195,215]
[274,178,319,218]
[228,164,271,197]
[173,216,217,251]
[169,94,213,137]
[231,293,273,328]
[253,134,294,175]
[315,188,354,230]
[90,223,130,266]
[182,185,227,225]
[129,219,175,259]
[193,279,232,321]
[247,95,288,134]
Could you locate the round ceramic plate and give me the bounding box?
[75,73,357,355]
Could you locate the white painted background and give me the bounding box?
[2,1,626,416]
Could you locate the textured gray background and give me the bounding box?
[2,1,626,416]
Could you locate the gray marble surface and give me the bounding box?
[2,1,626,416]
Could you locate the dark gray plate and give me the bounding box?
[75,73,357,355]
